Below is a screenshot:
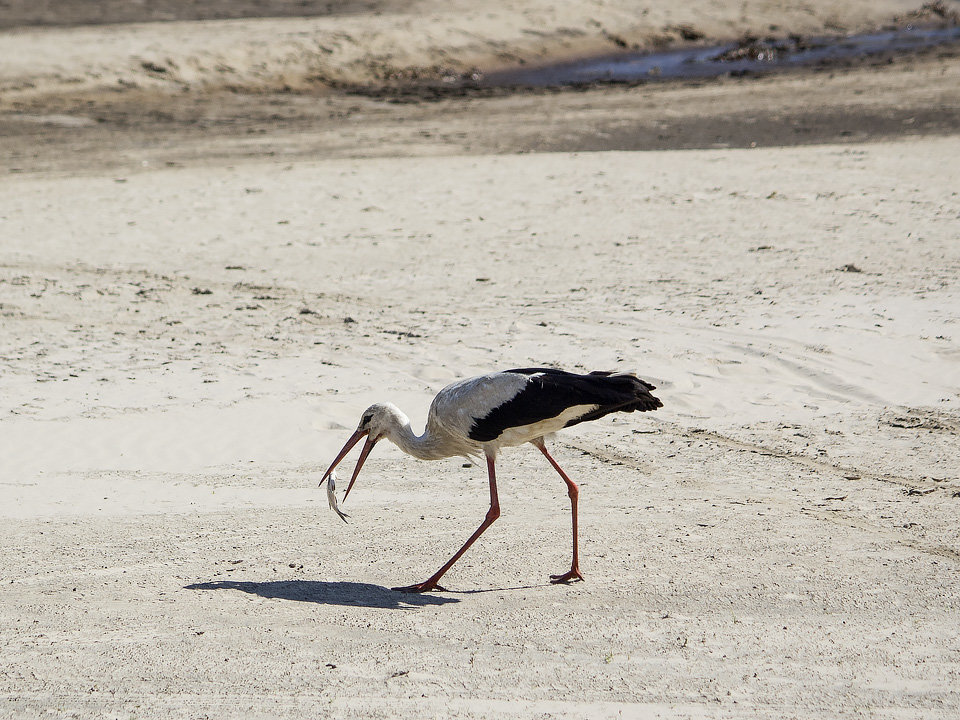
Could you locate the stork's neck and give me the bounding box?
[386,416,450,461]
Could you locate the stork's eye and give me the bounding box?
[361,413,373,427]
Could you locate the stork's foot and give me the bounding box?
[549,568,584,584]
[391,581,448,593]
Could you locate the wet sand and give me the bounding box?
[2,2,960,719]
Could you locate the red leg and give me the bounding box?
[393,455,501,593]
[535,440,584,584]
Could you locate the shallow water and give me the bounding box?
[480,26,960,88]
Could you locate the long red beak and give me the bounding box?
[344,435,376,502]
[319,429,378,503]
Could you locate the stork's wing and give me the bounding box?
[468,368,662,443]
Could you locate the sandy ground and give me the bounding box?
[2,2,960,719]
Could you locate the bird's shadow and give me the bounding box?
[184,580,459,608]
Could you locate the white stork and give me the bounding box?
[319,367,662,592]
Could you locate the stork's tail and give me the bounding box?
[588,370,663,413]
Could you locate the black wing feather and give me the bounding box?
[469,369,662,442]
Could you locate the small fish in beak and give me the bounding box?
[326,470,349,523]
[318,425,380,519]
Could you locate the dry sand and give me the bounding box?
[2,2,960,718]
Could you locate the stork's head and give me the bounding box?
[357,402,407,441]
[319,403,406,501]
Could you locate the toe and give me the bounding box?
[549,570,584,584]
